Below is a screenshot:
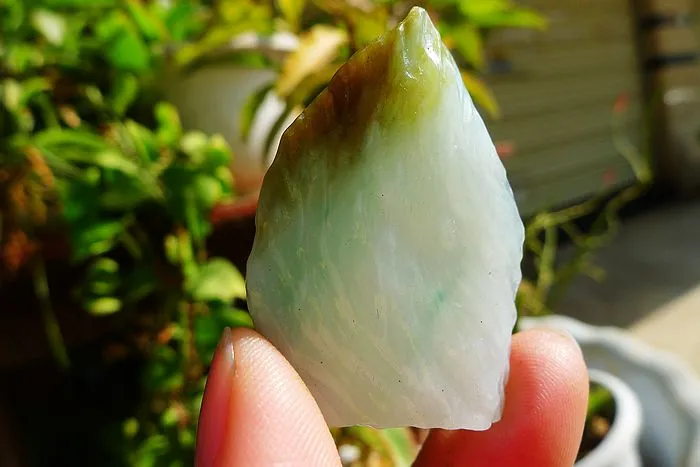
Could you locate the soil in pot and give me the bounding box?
[577,381,616,461]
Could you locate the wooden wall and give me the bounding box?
[484,0,644,216]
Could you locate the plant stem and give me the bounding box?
[33,258,70,368]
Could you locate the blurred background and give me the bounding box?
[1,0,700,465]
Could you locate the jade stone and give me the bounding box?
[246,7,524,430]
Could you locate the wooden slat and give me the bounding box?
[486,40,639,79]
[488,101,642,154]
[478,0,645,213]
[642,26,699,55]
[490,70,641,120]
[637,0,697,16]
[504,133,642,186]
[650,63,700,89]
[513,159,637,216]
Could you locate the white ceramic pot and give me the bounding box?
[576,369,643,467]
[520,315,700,467]
[165,33,299,195]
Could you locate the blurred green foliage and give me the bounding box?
[1,0,253,465]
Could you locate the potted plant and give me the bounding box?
[520,316,700,467]
[577,370,643,467]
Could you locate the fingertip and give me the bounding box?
[204,328,341,467]
[415,328,589,467]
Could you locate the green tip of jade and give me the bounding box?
[246,7,524,430]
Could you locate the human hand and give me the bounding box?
[195,327,588,467]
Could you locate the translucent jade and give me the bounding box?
[246,7,524,430]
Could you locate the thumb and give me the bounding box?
[414,329,589,467]
[195,327,341,467]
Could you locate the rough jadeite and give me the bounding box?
[246,7,524,430]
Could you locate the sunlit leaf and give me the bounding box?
[287,63,342,108]
[461,71,500,119]
[344,426,418,467]
[219,306,254,329]
[202,135,234,172]
[451,23,484,70]
[70,220,125,260]
[187,258,246,303]
[276,25,348,97]
[85,296,122,315]
[31,9,67,45]
[85,257,120,295]
[110,73,139,117]
[459,0,546,30]
[314,0,388,49]
[155,102,182,147]
[276,0,306,30]
[124,0,167,41]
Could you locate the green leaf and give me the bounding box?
[124,0,167,41]
[155,102,182,147]
[458,0,547,30]
[123,120,161,165]
[193,174,224,210]
[276,0,306,30]
[451,23,485,70]
[85,297,122,315]
[488,9,547,29]
[70,220,125,260]
[160,406,180,427]
[2,79,22,110]
[461,71,500,119]
[31,9,67,45]
[34,131,143,176]
[203,135,234,172]
[287,63,341,108]
[110,74,139,117]
[219,307,254,329]
[314,0,387,49]
[187,258,246,303]
[162,2,204,42]
[99,177,155,210]
[90,257,119,275]
[345,427,418,467]
[96,13,151,71]
[85,257,121,295]
[179,132,208,163]
[107,29,151,71]
[179,428,195,448]
[123,418,140,439]
[194,312,221,363]
[18,77,52,107]
[164,235,180,264]
[240,84,273,142]
[144,345,183,391]
[5,44,45,73]
[276,25,348,97]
